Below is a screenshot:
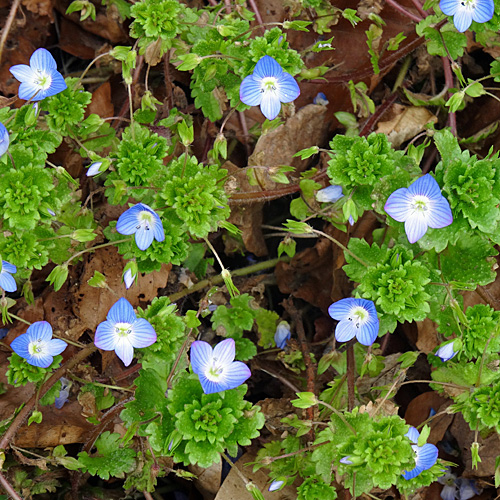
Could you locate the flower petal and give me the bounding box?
[135,224,155,250]
[0,271,16,292]
[217,361,250,391]
[405,426,420,444]
[259,90,282,120]
[253,55,283,79]
[440,0,459,15]
[316,185,344,203]
[107,297,136,324]
[123,269,135,289]
[453,8,473,31]
[46,338,68,356]
[472,0,494,23]
[0,124,10,157]
[114,337,135,366]
[328,298,356,321]
[10,333,30,359]
[116,206,140,235]
[408,174,441,199]
[356,318,379,346]
[335,320,357,343]
[427,197,453,229]
[402,465,424,480]
[190,340,214,375]
[276,72,301,103]
[17,81,43,101]
[416,443,438,470]
[46,70,67,97]
[385,188,413,222]
[9,64,34,83]
[240,75,263,106]
[152,216,165,243]
[94,320,118,350]
[405,212,429,243]
[30,48,57,71]
[27,321,53,342]
[197,372,222,394]
[435,342,457,362]
[1,260,16,274]
[130,318,157,348]
[213,338,236,366]
[29,352,54,368]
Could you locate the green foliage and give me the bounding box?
[147,375,264,468]
[297,475,337,500]
[77,431,136,479]
[437,304,500,360]
[6,354,62,387]
[112,123,169,187]
[156,154,230,238]
[344,240,434,332]
[312,412,415,496]
[42,78,92,134]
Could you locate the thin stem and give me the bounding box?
[204,237,226,272]
[476,326,499,387]
[128,84,135,138]
[399,379,469,390]
[247,0,264,25]
[346,344,355,411]
[384,0,423,22]
[267,442,327,463]
[74,51,111,88]
[6,313,31,326]
[221,451,250,486]
[68,374,134,393]
[166,256,291,303]
[409,0,427,17]
[311,229,369,267]
[65,238,132,265]
[317,400,357,435]
[0,0,22,65]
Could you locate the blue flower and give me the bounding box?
[268,480,285,492]
[10,321,67,368]
[328,298,379,346]
[123,268,136,289]
[240,55,300,121]
[0,260,17,292]
[384,174,453,244]
[86,161,103,177]
[190,338,251,394]
[0,122,9,157]
[440,0,494,32]
[274,321,291,349]
[340,456,353,464]
[94,297,157,366]
[435,340,460,362]
[55,377,71,409]
[456,477,482,500]
[316,185,344,203]
[116,203,165,251]
[313,92,329,106]
[10,48,67,101]
[402,426,439,480]
[438,469,458,500]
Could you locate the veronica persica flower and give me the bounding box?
[86,161,102,177]
[240,55,300,121]
[384,174,453,244]
[0,122,9,157]
[328,298,379,346]
[316,185,344,203]
[402,426,439,480]
[274,321,291,349]
[435,340,460,362]
[440,0,494,32]
[10,48,67,101]
[123,268,136,289]
[10,321,67,368]
[116,203,165,251]
[94,297,157,366]
[268,480,285,492]
[55,377,71,409]
[190,338,251,394]
[0,260,17,292]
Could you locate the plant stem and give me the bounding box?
[68,374,134,393]
[311,229,370,267]
[0,471,23,500]
[74,51,111,89]
[346,344,355,411]
[384,0,422,22]
[267,442,327,462]
[65,238,132,265]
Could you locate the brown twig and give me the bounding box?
[0,0,22,65]
[0,345,98,451]
[283,299,316,440]
[442,56,457,136]
[247,0,264,26]
[0,470,23,500]
[359,92,399,137]
[384,0,422,22]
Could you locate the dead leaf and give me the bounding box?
[416,318,440,354]
[21,0,54,20]
[85,82,114,119]
[189,461,222,498]
[375,104,437,148]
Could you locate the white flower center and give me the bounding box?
[260,77,278,94]
[460,0,476,10]
[114,322,133,338]
[34,70,52,90]
[347,306,369,329]
[28,339,46,356]
[136,211,153,231]
[410,195,429,213]
[206,357,225,381]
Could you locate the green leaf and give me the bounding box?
[283,220,313,234]
[28,410,42,426]
[291,392,317,409]
[397,351,419,369]
[47,265,69,291]
[177,53,202,71]
[283,20,312,31]
[294,146,319,159]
